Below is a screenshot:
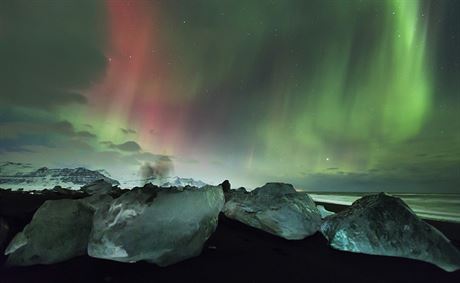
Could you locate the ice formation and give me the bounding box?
[81,180,117,195]
[5,199,94,265]
[88,185,224,266]
[317,205,335,218]
[223,183,321,240]
[321,193,460,272]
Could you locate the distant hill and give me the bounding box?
[0,162,119,190]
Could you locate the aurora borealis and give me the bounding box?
[0,0,459,191]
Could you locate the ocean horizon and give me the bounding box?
[306,192,460,224]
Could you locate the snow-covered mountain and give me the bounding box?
[0,162,208,190]
[0,162,119,190]
[160,176,208,188]
[120,176,208,189]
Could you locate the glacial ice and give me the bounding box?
[223,183,321,240]
[321,193,460,272]
[88,185,224,266]
[317,205,335,218]
[81,179,116,195]
[81,193,114,211]
[5,199,94,265]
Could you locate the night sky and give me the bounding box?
[0,0,459,191]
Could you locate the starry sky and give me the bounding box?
[0,0,459,191]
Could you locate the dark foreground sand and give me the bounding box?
[0,192,459,283]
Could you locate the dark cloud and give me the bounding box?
[0,138,35,153]
[121,128,137,135]
[102,141,142,152]
[52,121,96,139]
[0,119,98,155]
[52,121,74,134]
[0,0,107,108]
[76,131,96,139]
[117,141,142,152]
[0,120,96,142]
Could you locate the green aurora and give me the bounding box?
[0,0,459,191]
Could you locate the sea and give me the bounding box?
[306,192,460,223]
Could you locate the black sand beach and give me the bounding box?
[1,191,459,283]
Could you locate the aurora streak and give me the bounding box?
[0,0,459,191]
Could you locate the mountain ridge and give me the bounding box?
[0,162,119,190]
